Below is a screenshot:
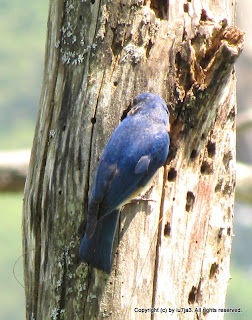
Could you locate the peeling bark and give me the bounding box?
[23,1,244,319]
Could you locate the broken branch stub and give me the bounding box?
[170,18,244,160]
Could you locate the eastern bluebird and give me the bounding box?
[79,93,170,273]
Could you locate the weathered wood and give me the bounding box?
[23,1,244,319]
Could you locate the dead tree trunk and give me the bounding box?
[23,1,244,319]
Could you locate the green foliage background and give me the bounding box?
[0,1,251,319]
[0,1,48,319]
[0,193,24,320]
[0,1,48,149]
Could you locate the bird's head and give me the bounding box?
[128,93,170,130]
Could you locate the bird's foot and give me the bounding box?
[131,185,156,203]
[130,196,156,203]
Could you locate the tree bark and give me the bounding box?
[23,1,244,320]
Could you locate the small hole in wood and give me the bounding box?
[207,141,216,158]
[150,0,168,19]
[91,117,96,124]
[218,227,224,239]
[201,133,206,140]
[164,222,171,237]
[209,262,219,278]
[167,168,177,181]
[186,191,195,212]
[188,286,196,304]
[121,103,132,121]
[184,3,189,13]
[190,149,198,160]
[146,39,153,58]
[200,161,213,175]
[200,9,208,21]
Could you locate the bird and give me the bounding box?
[79,92,170,273]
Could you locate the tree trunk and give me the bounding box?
[23,1,244,319]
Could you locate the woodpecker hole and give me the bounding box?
[200,161,213,175]
[207,141,216,158]
[188,286,197,304]
[209,262,219,278]
[215,179,223,192]
[164,222,171,237]
[150,0,168,19]
[167,168,177,181]
[190,149,198,160]
[186,191,195,212]
[200,9,208,21]
[146,39,153,58]
[218,227,224,239]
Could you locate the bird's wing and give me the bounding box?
[98,127,170,217]
[135,155,151,174]
[86,121,169,239]
[85,162,117,239]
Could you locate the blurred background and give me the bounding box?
[0,1,251,319]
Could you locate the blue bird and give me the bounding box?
[79,93,170,273]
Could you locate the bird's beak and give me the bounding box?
[165,124,170,133]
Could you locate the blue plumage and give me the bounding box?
[79,93,170,273]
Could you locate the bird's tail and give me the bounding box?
[79,210,120,274]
